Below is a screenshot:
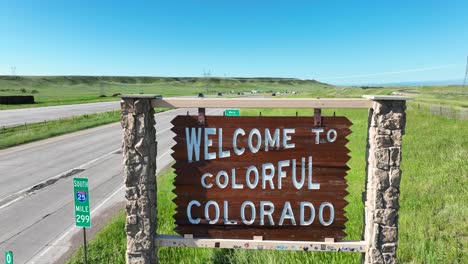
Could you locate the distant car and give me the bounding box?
[198,93,204,98]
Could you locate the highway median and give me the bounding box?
[0,109,165,150]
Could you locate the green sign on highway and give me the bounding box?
[224,109,240,116]
[4,251,13,264]
[73,178,91,228]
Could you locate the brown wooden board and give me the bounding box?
[171,116,351,241]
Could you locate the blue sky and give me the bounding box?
[0,0,467,85]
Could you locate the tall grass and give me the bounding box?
[67,107,467,263]
[0,111,120,149]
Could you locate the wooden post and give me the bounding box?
[121,96,158,264]
[362,96,408,264]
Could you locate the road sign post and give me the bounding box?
[73,178,91,227]
[73,177,90,264]
[4,251,13,264]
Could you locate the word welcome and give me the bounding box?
[185,127,337,162]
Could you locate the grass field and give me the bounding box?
[0,111,121,149]
[1,76,467,110]
[67,105,467,264]
[0,76,331,109]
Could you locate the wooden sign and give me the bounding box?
[171,116,351,241]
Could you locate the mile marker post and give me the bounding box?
[73,178,91,264]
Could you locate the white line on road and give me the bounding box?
[10,108,222,263]
[0,125,174,211]
[31,147,175,263]
[32,184,125,262]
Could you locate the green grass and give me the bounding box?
[1,76,467,112]
[0,108,168,149]
[0,111,120,149]
[66,106,467,263]
[0,76,332,110]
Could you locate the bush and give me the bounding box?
[20,88,27,93]
[31,89,39,94]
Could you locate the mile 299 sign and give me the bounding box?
[171,115,351,241]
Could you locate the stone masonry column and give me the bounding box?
[120,96,158,263]
[363,96,407,264]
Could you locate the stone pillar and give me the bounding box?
[121,97,158,264]
[363,98,406,264]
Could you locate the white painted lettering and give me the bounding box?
[248,128,262,153]
[233,128,245,156]
[241,201,256,225]
[218,128,231,158]
[300,202,315,225]
[262,163,275,189]
[187,200,201,224]
[204,128,216,160]
[279,201,296,225]
[283,128,295,149]
[185,127,202,162]
[265,128,280,151]
[201,173,213,188]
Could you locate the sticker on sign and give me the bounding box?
[73,178,91,228]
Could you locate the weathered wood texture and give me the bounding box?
[153,97,373,108]
[156,235,366,252]
[171,116,352,241]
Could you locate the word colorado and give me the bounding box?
[183,127,339,227]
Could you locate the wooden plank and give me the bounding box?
[362,95,412,101]
[156,235,367,253]
[171,116,352,241]
[172,227,347,242]
[152,97,373,108]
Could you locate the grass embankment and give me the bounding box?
[0,111,120,149]
[67,106,467,263]
[2,76,467,111]
[0,76,331,110]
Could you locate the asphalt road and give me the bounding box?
[0,107,223,264]
[0,101,121,128]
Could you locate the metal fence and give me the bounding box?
[411,103,468,120]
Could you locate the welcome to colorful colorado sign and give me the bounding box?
[171,115,351,241]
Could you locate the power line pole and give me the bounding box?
[463,56,468,89]
[203,69,211,94]
[10,66,16,76]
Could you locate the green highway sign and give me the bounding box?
[5,251,13,264]
[73,178,91,228]
[224,109,240,116]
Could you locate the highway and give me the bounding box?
[0,101,121,128]
[0,107,222,263]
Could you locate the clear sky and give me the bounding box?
[1,0,467,85]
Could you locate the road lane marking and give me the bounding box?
[0,119,176,210]
[33,184,125,262]
[25,108,224,263]
[31,147,175,262]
